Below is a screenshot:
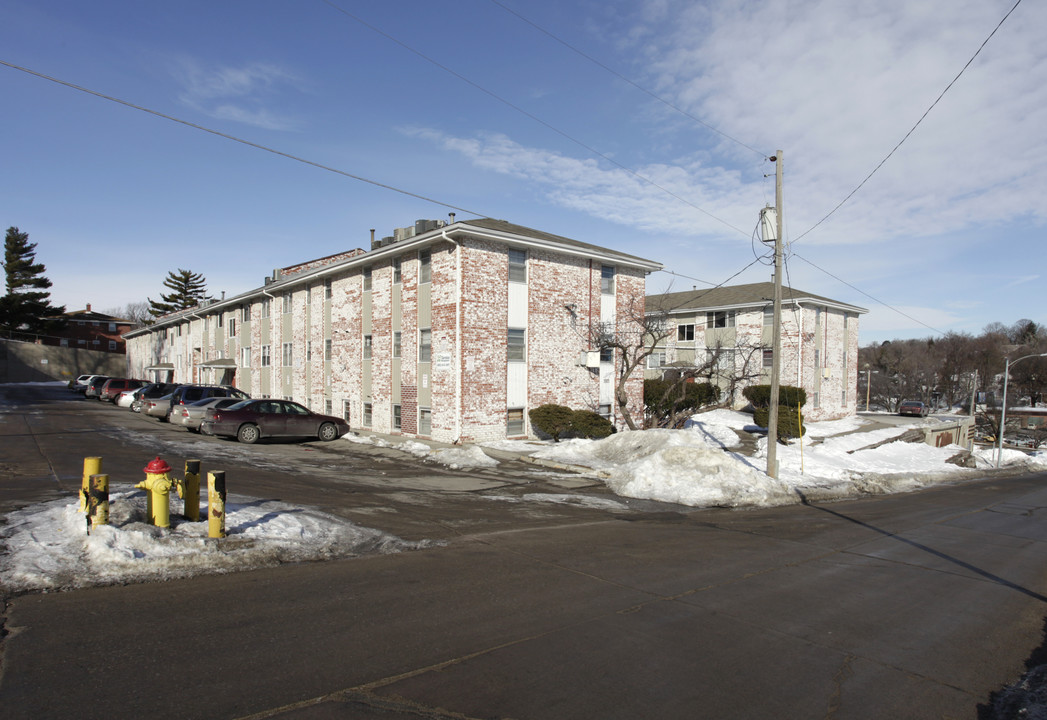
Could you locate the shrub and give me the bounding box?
[745,384,806,439]
[644,378,720,427]
[528,404,574,442]
[569,409,614,439]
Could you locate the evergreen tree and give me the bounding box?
[0,227,66,335]
[148,269,212,318]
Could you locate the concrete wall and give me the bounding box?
[0,339,128,383]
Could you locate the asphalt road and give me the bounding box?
[2,385,1046,719]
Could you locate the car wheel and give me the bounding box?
[237,424,260,444]
[131,400,142,413]
[318,422,338,442]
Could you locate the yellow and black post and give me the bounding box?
[181,459,201,521]
[88,473,109,530]
[208,470,226,539]
[137,457,174,528]
[80,457,102,512]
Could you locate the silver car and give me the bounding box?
[169,397,244,432]
[145,394,175,419]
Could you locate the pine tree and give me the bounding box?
[148,269,212,318]
[0,227,66,335]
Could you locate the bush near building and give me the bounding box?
[529,404,615,441]
[744,384,807,439]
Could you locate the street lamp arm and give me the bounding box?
[995,352,1047,468]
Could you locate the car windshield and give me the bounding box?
[226,400,253,411]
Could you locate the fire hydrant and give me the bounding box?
[137,456,174,528]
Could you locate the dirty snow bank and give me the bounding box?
[0,489,432,592]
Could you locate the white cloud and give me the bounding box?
[173,59,302,131]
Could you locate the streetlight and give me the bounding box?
[995,352,1047,468]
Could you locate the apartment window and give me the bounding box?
[240,347,251,367]
[419,250,431,284]
[282,343,293,367]
[816,307,823,326]
[306,341,312,362]
[242,305,250,322]
[306,287,312,305]
[363,403,372,427]
[78,339,86,346]
[393,404,402,430]
[763,306,774,326]
[363,266,372,291]
[707,348,735,372]
[60,338,69,347]
[647,352,666,369]
[340,400,348,421]
[261,345,271,367]
[393,331,401,358]
[763,349,774,368]
[363,334,372,359]
[419,328,432,362]
[508,328,526,362]
[393,257,402,284]
[677,324,694,341]
[812,392,820,409]
[842,389,848,405]
[92,339,100,346]
[108,340,117,351]
[598,404,612,419]
[507,408,525,436]
[325,339,332,361]
[601,265,615,294]
[216,314,223,329]
[706,311,735,329]
[108,322,117,332]
[508,249,527,283]
[600,347,613,364]
[260,298,270,318]
[418,408,432,435]
[228,318,237,337]
[815,348,821,368]
[324,278,332,299]
[282,293,292,314]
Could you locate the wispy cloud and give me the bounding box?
[173,59,302,131]
[1006,274,1039,288]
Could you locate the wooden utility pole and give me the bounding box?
[767,151,784,478]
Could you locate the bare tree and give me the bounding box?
[103,301,151,326]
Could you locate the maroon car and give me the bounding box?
[200,399,349,444]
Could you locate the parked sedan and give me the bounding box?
[84,376,111,399]
[144,394,176,419]
[201,399,349,443]
[169,397,244,432]
[115,389,139,408]
[898,401,929,418]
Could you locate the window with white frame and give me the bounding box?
[228,318,236,337]
[325,339,332,361]
[418,407,432,435]
[261,345,271,367]
[812,392,820,408]
[763,306,774,326]
[601,265,615,294]
[600,347,613,364]
[393,404,401,430]
[282,343,293,366]
[282,293,292,314]
[393,257,402,284]
[108,322,117,332]
[306,341,312,362]
[677,324,694,341]
[507,328,526,362]
[814,348,821,368]
[324,279,332,299]
[419,328,431,362]
[363,334,372,359]
[763,349,773,367]
[363,402,372,427]
[108,340,117,351]
[419,250,431,284]
[508,249,527,283]
[393,331,401,358]
[706,311,735,329]
[507,408,525,436]
[598,404,612,419]
[241,347,251,367]
[647,352,666,369]
[260,298,270,318]
[242,305,250,322]
[363,266,372,291]
[340,400,347,421]
[216,314,223,329]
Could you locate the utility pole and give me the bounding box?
[767,151,784,478]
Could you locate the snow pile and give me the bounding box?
[532,415,1047,509]
[0,489,431,593]
[342,434,498,469]
[534,430,794,508]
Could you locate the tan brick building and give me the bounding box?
[125,219,661,442]
[645,283,867,421]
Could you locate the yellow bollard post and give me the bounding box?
[80,457,102,512]
[208,470,226,539]
[88,473,109,530]
[136,457,174,528]
[181,460,201,522]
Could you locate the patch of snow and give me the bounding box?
[0,488,432,593]
[484,493,628,511]
[430,445,499,469]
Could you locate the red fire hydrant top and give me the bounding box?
[143,456,172,474]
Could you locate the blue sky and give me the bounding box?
[2,0,1043,344]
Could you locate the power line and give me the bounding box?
[794,0,1024,243]
[0,59,489,218]
[488,0,768,159]
[792,252,947,336]
[321,0,752,239]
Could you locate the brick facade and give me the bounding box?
[125,219,661,441]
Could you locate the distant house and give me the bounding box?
[48,304,135,354]
[645,283,868,421]
[125,218,662,442]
